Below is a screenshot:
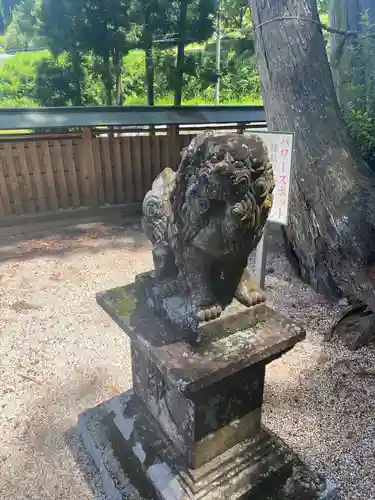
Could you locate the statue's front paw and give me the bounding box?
[197,304,222,322]
[235,288,265,307]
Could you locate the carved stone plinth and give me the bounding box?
[135,271,267,345]
[78,283,336,499]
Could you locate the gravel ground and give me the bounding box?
[0,215,374,500]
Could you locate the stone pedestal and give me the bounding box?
[79,281,336,500]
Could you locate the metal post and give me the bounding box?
[255,222,269,290]
[214,0,221,105]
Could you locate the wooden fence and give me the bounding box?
[0,126,201,217]
[0,107,267,219]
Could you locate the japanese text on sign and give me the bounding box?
[245,131,294,226]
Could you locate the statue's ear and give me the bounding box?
[179,147,192,172]
[180,146,188,161]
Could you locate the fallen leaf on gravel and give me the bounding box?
[16,373,42,386]
[10,301,42,312]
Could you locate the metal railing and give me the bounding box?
[0,105,266,131]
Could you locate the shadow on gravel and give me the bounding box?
[0,366,125,500]
[0,218,150,263]
[65,426,108,500]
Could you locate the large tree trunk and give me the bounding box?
[142,3,155,106]
[70,49,83,106]
[114,48,123,106]
[145,40,155,106]
[103,52,113,105]
[174,0,188,106]
[329,0,375,109]
[249,0,375,348]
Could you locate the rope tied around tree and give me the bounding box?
[253,15,375,66]
[253,15,370,38]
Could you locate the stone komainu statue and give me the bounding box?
[141,131,275,331]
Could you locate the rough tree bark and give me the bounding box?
[114,48,123,106]
[145,41,155,106]
[174,0,188,106]
[102,52,113,105]
[70,49,83,106]
[143,4,155,106]
[249,0,375,349]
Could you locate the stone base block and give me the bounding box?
[79,392,336,500]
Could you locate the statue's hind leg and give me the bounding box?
[153,242,178,280]
[152,242,180,296]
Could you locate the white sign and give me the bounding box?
[245,131,294,226]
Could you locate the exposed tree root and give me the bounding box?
[326,303,375,350]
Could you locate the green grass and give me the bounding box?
[0,129,31,134]
[121,92,262,106]
[154,94,263,106]
[0,45,262,108]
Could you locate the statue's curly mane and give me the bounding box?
[170,132,273,249]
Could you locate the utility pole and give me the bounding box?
[214,0,221,105]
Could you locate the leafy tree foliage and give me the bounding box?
[0,0,262,107]
[80,0,138,104]
[131,0,217,105]
[35,55,84,106]
[221,0,251,31]
[164,0,216,104]
[39,0,86,104]
[0,0,20,29]
[133,0,171,104]
[4,0,45,51]
[329,1,375,169]
[39,0,140,105]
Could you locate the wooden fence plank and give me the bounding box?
[101,138,114,205]
[41,140,59,211]
[4,143,23,215]
[64,140,80,208]
[51,140,69,209]
[131,136,143,201]
[92,138,105,205]
[160,135,169,171]
[110,132,125,204]
[0,156,11,216]
[82,127,98,206]
[18,143,36,214]
[76,136,91,206]
[167,125,179,170]
[28,142,47,213]
[151,134,161,180]
[141,136,152,193]
[120,137,134,203]
[180,133,191,150]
